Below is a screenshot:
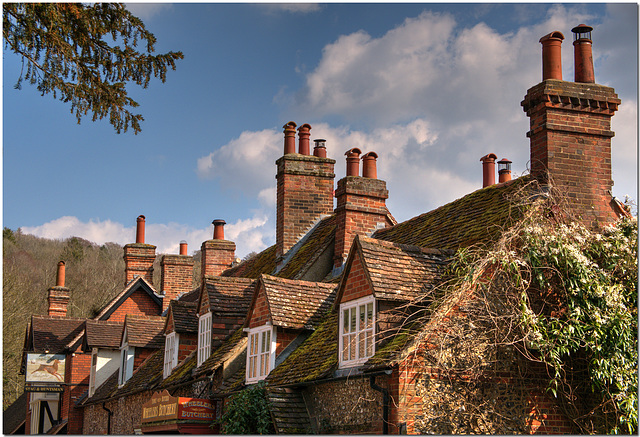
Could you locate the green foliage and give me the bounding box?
[3,3,183,134]
[520,219,638,434]
[216,382,274,434]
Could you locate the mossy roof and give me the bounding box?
[200,276,255,317]
[256,275,337,330]
[222,244,277,278]
[373,176,535,250]
[192,326,247,378]
[167,300,198,334]
[267,387,313,434]
[123,315,165,348]
[159,350,198,388]
[276,215,336,280]
[266,311,338,387]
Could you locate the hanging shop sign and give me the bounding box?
[141,390,215,434]
[25,354,66,384]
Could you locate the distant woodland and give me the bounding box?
[2,228,201,410]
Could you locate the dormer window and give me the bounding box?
[119,342,134,386]
[163,332,179,379]
[197,312,212,366]
[339,296,375,368]
[246,325,276,384]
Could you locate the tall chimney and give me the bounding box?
[161,242,194,313]
[522,25,620,228]
[201,220,236,281]
[480,153,497,187]
[276,122,336,262]
[334,150,392,268]
[48,261,70,317]
[123,215,156,285]
[498,158,512,183]
[572,24,595,83]
[298,123,311,155]
[539,31,564,80]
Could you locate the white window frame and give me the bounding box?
[88,348,98,397]
[245,325,276,384]
[197,312,212,367]
[118,332,135,387]
[339,295,376,368]
[163,332,179,379]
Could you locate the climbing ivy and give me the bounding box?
[216,381,274,434]
[521,219,638,434]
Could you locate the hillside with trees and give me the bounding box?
[2,229,201,410]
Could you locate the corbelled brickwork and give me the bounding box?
[123,243,156,285]
[276,153,336,261]
[47,286,70,317]
[161,254,194,312]
[521,79,620,228]
[201,239,236,280]
[334,176,391,268]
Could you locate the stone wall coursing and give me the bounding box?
[306,376,388,434]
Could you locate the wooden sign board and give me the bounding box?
[25,353,66,384]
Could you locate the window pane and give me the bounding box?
[343,309,349,332]
[265,330,271,352]
[350,308,356,332]
[349,334,356,360]
[359,305,365,331]
[367,303,373,328]
[366,330,373,357]
[358,331,365,358]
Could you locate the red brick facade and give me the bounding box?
[340,252,372,304]
[521,80,620,228]
[107,288,161,323]
[334,176,391,268]
[63,352,92,434]
[161,254,194,312]
[276,153,336,261]
[249,287,272,329]
[123,243,156,285]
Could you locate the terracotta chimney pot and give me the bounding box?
[313,139,327,158]
[345,148,362,177]
[283,121,297,155]
[572,24,595,83]
[213,219,226,240]
[179,240,188,255]
[298,124,311,155]
[56,261,66,287]
[539,31,564,80]
[498,158,512,183]
[480,153,498,187]
[136,215,146,244]
[361,152,378,179]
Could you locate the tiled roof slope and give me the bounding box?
[176,286,200,303]
[82,370,119,405]
[356,236,452,302]
[28,316,86,354]
[193,326,247,378]
[267,387,313,434]
[85,320,123,348]
[374,176,535,250]
[266,312,338,387]
[204,276,255,316]
[159,351,198,388]
[3,391,27,434]
[109,350,164,399]
[276,215,336,280]
[124,315,165,348]
[168,301,198,334]
[222,244,277,278]
[260,275,337,330]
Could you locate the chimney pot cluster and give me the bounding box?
[539,25,596,84]
[283,122,327,157]
[480,154,512,186]
[343,148,379,179]
[345,148,362,176]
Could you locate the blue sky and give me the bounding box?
[3,3,638,258]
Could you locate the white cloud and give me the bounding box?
[124,3,172,21]
[20,214,272,259]
[259,3,321,14]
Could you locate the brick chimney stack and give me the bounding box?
[201,220,236,281]
[48,261,70,317]
[480,153,497,188]
[334,150,392,268]
[161,241,194,313]
[123,215,156,286]
[522,25,620,228]
[276,122,336,262]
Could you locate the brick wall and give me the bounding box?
[521,79,620,228]
[47,286,70,317]
[107,288,161,322]
[161,254,194,312]
[211,314,245,348]
[249,287,272,329]
[178,333,197,363]
[276,154,336,261]
[65,352,92,434]
[340,252,372,303]
[123,243,156,286]
[201,240,236,280]
[334,176,391,268]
